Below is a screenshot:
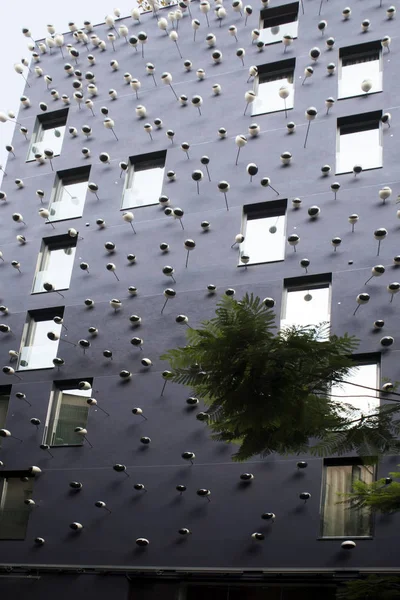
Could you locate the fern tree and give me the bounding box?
[342,466,400,513]
[337,575,400,600]
[161,293,400,461]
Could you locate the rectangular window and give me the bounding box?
[27,108,68,162]
[32,235,77,294]
[44,380,92,446]
[331,359,379,420]
[0,475,34,540]
[122,151,166,209]
[0,387,10,446]
[252,59,295,116]
[336,111,382,174]
[259,2,299,45]
[339,42,382,99]
[18,307,64,371]
[281,274,331,338]
[321,459,375,537]
[241,200,287,265]
[48,166,90,222]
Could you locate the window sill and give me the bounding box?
[335,165,382,176]
[120,202,158,210]
[337,90,382,101]
[31,288,69,295]
[47,444,83,448]
[237,259,284,267]
[17,366,56,372]
[317,536,373,541]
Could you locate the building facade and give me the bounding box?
[0,1,399,598]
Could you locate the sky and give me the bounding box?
[0,1,133,185]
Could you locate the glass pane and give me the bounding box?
[122,164,165,208]
[47,388,91,446]
[32,246,76,293]
[259,20,298,44]
[331,363,379,419]
[322,464,374,536]
[339,59,381,99]
[242,214,286,264]
[18,319,62,370]
[49,180,87,221]
[252,74,294,116]
[27,125,66,161]
[0,478,33,540]
[0,396,8,429]
[281,287,330,336]
[337,127,382,174]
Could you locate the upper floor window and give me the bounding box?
[32,235,77,294]
[336,111,382,174]
[331,358,379,420]
[259,2,299,45]
[27,108,68,162]
[252,59,295,116]
[0,474,34,539]
[48,166,90,222]
[122,150,166,209]
[321,459,375,538]
[44,379,92,447]
[281,274,331,338]
[18,307,64,371]
[241,200,287,265]
[0,387,10,444]
[339,42,382,99]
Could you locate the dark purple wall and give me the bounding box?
[0,0,399,597]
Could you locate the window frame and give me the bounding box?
[121,150,167,210]
[281,274,332,334]
[331,355,380,421]
[17,307,64,372]
[319,458,376,539]
[252,59,296,116]
[0,473,34,540]
[259,3,299,45]
[338,41,383,100]
[48,166,90,223]
[43,379,93,447]
[336,111,383,175]
[31,235,77,295]
[26,108,68,163]
[240,199,288,266]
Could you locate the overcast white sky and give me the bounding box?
[0,1,132,184]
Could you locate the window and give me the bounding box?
[44,380,92,446]
[331,359,379,420]
[122,151,166,209]
[27,108,68,162]
[281,275,331,338]
[259,2,299,45]
[339,42,382,99]
[241,200,287,265]
[0,474,34,539]
[336,111,382,174]
[32,235,77,294]
[0,387,10,446]
[18,307,64,371]
[321,459,375,537]
[48,166,90,222]
[252,59,295,116]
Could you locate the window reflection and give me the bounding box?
[122,154,166,209]
[46,386,91,446]
[281,285,330,338]
[339,48,382,99]
[18,316,62,371]
[49,179,88,221]
[252,71,294,116]
[27,110,68,162]
[337,126,382,174]
[331,363,379,419]
[32,242,76,293]
[259,20,298,45]
[242,213,286,264]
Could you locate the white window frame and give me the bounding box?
[252,61,295,116]
[31,237,77,294]
[26,109,68,162]
[259,2,299,45]
[336,114,382,175]
[320,461,375,538]
[43,385,91,447]
[338,43,382,100]
[121,151,166,210]
[240,201,287,265]
[281,279,331,338]
[17,310,63,371]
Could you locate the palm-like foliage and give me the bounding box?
[337,575,400,600]
[161,294,400,461]
[342,467,400,513]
